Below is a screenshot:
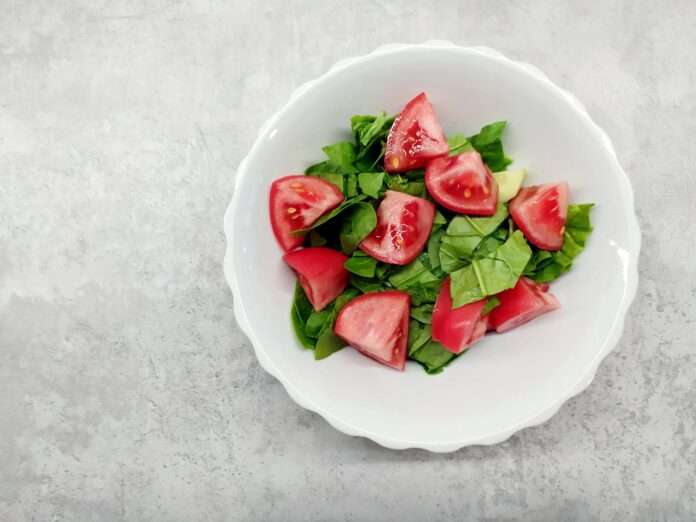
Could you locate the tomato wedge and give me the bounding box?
[283,247,349,312]
[334,291,410,370]
[270,175,344,252]
[384,92,448,173]
[432,278,488,354]
[425,151,498,216]
[489,277,560,333]
[359,190,435,265]
[509,182,568,250]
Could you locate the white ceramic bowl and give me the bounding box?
[223,42,640,452]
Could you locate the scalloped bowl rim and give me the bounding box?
[223,42,641,452]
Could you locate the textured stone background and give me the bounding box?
[1,1,695,520]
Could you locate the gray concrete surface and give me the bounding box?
[1,1,695,520]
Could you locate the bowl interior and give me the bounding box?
[227,46,637,448]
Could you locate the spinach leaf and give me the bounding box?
[339,203,377,254]
[313,288,360,360]
[357,172,385,198]
[386,175,426,197]
[290,282,315,349]
[410,303,433,323]
[350,276,385,294]
[448,133,473,156]
[388,257,440,289]
[305,309,332,338]
[307,171,344,193]
[408,320,432,356]
[438,204,509,273]
[305,161,345,175]
[481,296,501,316]
[433,210,447,227]
[427,229,444,270]
[351,112,394,160]
[450,230,532,307]
[295,195,368,233]
[409,340,455,374]
[468,121,512,172]
[322,142,358,173]
[524,204,594,283]
[344,251,378,278]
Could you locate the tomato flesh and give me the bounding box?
[425,151,498,216]
[270,175,344,252]
[334,291,410,370]
[283,247,349,312]
[489,277,560,333]
[384,92,448,172]
[359,190,435,265]
[509,182,568,250]
[432,278,488,354]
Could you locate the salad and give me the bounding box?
[269,92,594,374]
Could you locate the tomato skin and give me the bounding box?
[270,175,344,252]
[489,277,560,333]
[384,92,448,173]
[334,290,410,370]
[432,278,488,354]
[283,247,350,312]
[509,182,569,251]
[425,151,498,216]
[359,190,435,265]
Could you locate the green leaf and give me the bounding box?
[407,320,432,356]
[427,229,444,270]
[305,161,345,175]
[351,112,394,158]
[481,296,501,316]
[433,211,447,227]
[388,258,440,289]
[447,133,474,156]
[305,310,331,338]
[322,142,358,173]
[468,121,512,172]
[450,230,532,307]
[410,304,433,323]
[386,175,426,197]
[314,329,346,360]
[339,203,377,254]
[290,283,315,349]
[438,204,509,273]
[409,340,455,374]
[524,204,594,283]
[350,276,384,294]
[344,251,378,278]
[357,172,385,198]
[307,172,344,193]
[313,288,360,360]
[295,195,368,233]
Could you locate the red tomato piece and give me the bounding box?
[431,278,488,354]
[283,247,349,312]
[270,175,344,252]
[424,151,498,216]
[489,277,560,333]
[334,291,410,370]
[384,92,448,173]
[359,190,435,265]
[509,182,569,250]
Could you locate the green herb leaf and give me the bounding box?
[410,304,434,323]
[313,288,360,360]
[339,203,377,254]
[290,282,315,349]
[322,142,358,173]
[386,175,426,197]
[350,276,385,294]
[407,320,432,356]
[388,257,441,289]
[344,251,378,278]
[409,340,456,374]
[468,121,512,172]
[450,230,532,307]
[305,310,331,338]
[447,133,474,156]
[481,296,501,315]
[351,112,394,160]
[357,172,386,198]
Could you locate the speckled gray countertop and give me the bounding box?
[1,1,695,521]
